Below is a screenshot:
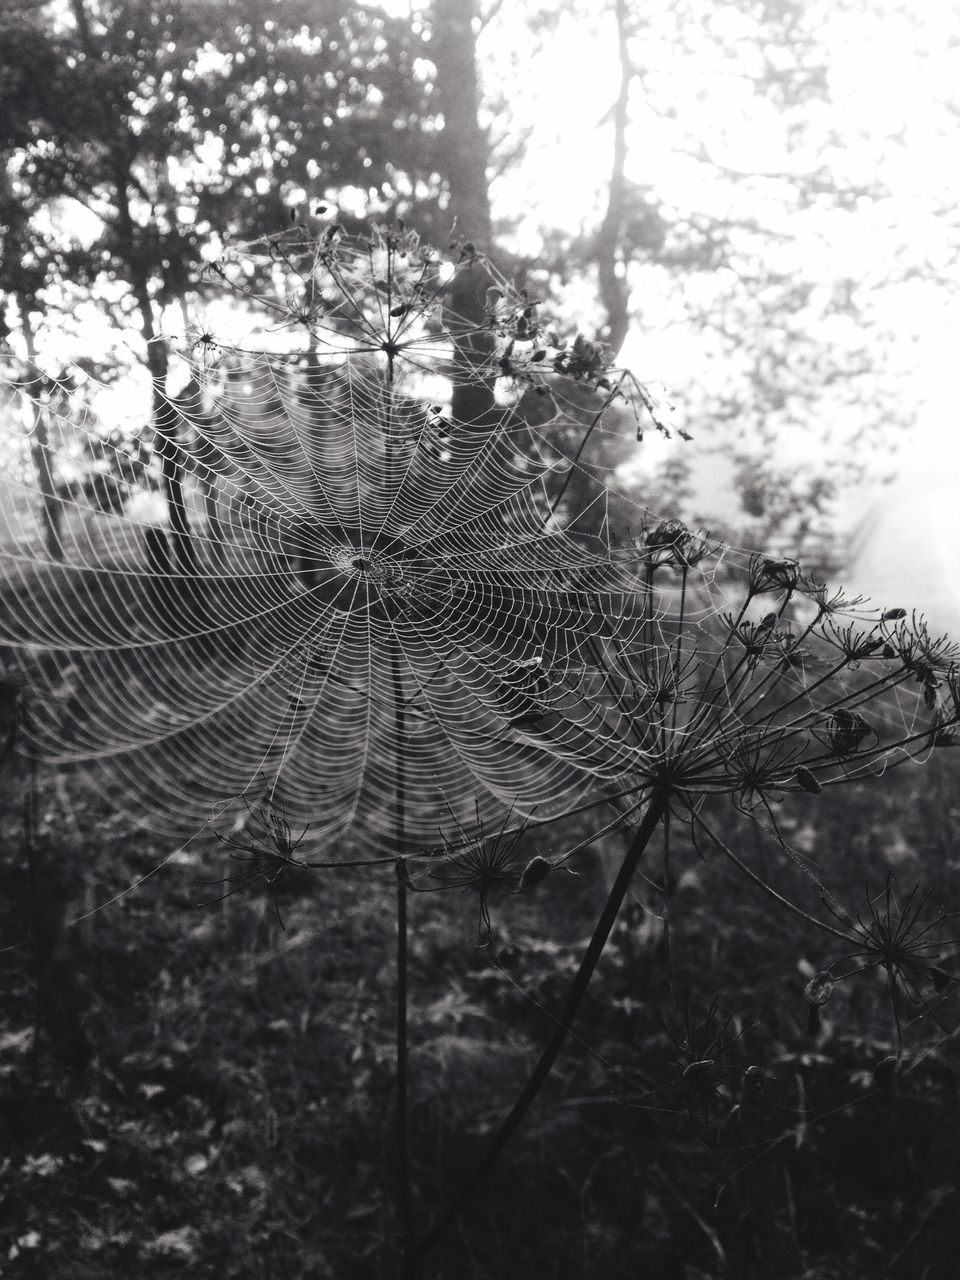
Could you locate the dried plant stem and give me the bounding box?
[406,785,672,1274]
[391,638,414,1257]
[25,756,42,1084]
[661,805,679,1013]
[396,860,412,1241]
[692,811,851,944]
[546,372,625,520]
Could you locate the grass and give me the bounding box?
[2,757,960,1279]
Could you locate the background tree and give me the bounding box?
[474,0,960,559]
[0,0,440,359]
[4,0,959,565]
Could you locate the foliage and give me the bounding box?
[1,754,959,1277]
[488,0,960,549]
[0,0,439,353]
[5,0,957,560]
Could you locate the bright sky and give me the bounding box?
[10,1,960,538]
[475,2,960,523]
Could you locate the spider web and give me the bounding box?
[0,224,953,861]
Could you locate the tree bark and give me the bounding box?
[595,0,633,356]
[430,0,492,253]
[430,0,498,431]
[123,213,198,577]
[70,0,196,575]
[20,311,64,561]
[116,156,198,574]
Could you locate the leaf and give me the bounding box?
[0,1028,32,1055]
[22,1153,62,1178]
[145,1227,199,1259]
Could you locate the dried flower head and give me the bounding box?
[662,998,751,1117]
[202,793,310,927]
[748,555,800,598]
[426,810,531,945]
[818,708,876,758]
[723,732,800,812]
[821,874,959,1052]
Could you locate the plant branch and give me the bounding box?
[407,785,671,1272]
[391,568,413,1262]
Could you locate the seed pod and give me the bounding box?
[857,636,885,657]
[752,556,800,594]
[682,1058,714,1080]
[743,1065,765,1096]
[795,766,822,794]
[828,708,871,755]
[519,855,552,891]
[804,971,835,1006]
[882,608,907,621]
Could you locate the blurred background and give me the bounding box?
[3,0,959,617]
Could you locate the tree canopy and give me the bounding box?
[2,0,958,559]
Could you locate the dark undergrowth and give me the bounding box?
[2,759,960,1279]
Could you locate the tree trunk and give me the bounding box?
[20,311,64,561]
[70,0,196,576]
[117,177,197,576]
[595,0,633,356]
[430,0,498,431]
